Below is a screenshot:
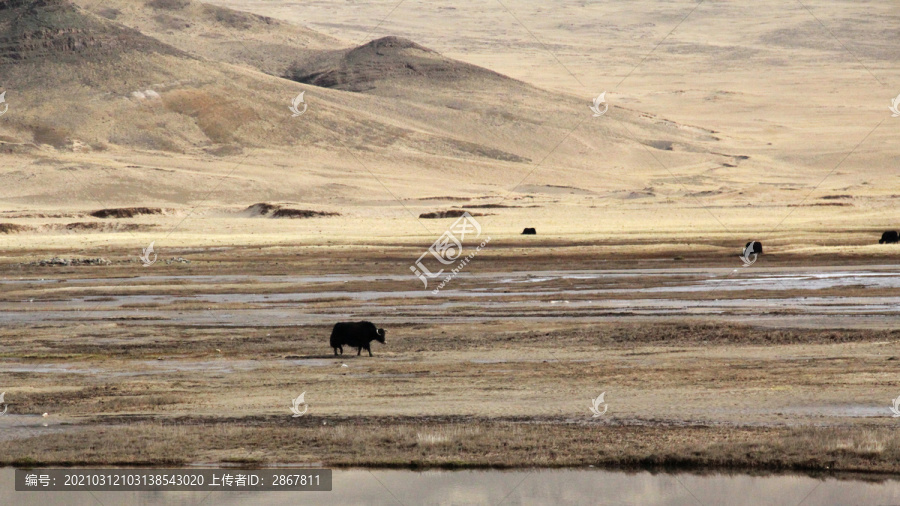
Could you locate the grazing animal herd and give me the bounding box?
[520,230,900,245]
[325,232,896,357]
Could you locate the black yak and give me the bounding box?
[744,241,763,255]
[879,231,899,244]
[330,321,385,357]
[522,228,536,235]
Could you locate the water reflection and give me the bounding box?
[3,468,900,505]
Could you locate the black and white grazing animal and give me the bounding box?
[879,231,899,244]
[330,321,385,357]
[744,241,763,255]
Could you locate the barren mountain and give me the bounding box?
[289,36,511,93]
[0,0,184,62]
[76,0,343,76]
[0,0,735,226]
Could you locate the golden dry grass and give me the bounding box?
[7,422,900,474]
[3,311,900,471]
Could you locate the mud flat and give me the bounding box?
[2,245,900,475]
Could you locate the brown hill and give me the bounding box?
[289,36,511,92]
[0,0,344,153]
[75,0,343,76]
[0,0,184,62]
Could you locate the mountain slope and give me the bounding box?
[75,0,343,76]
[0,0,737,211]
[287,35,729,178]
[0,0,184,62]
[289,36,510,92]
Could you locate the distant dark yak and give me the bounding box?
[330,321,385,357]
[879,231,899,244]
[522,228,536,235]
[744,241,763,255]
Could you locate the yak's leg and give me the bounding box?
[333,347,338,356]
[367,345,373,357]
[357,347,362,356]
[339,346,343,355]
